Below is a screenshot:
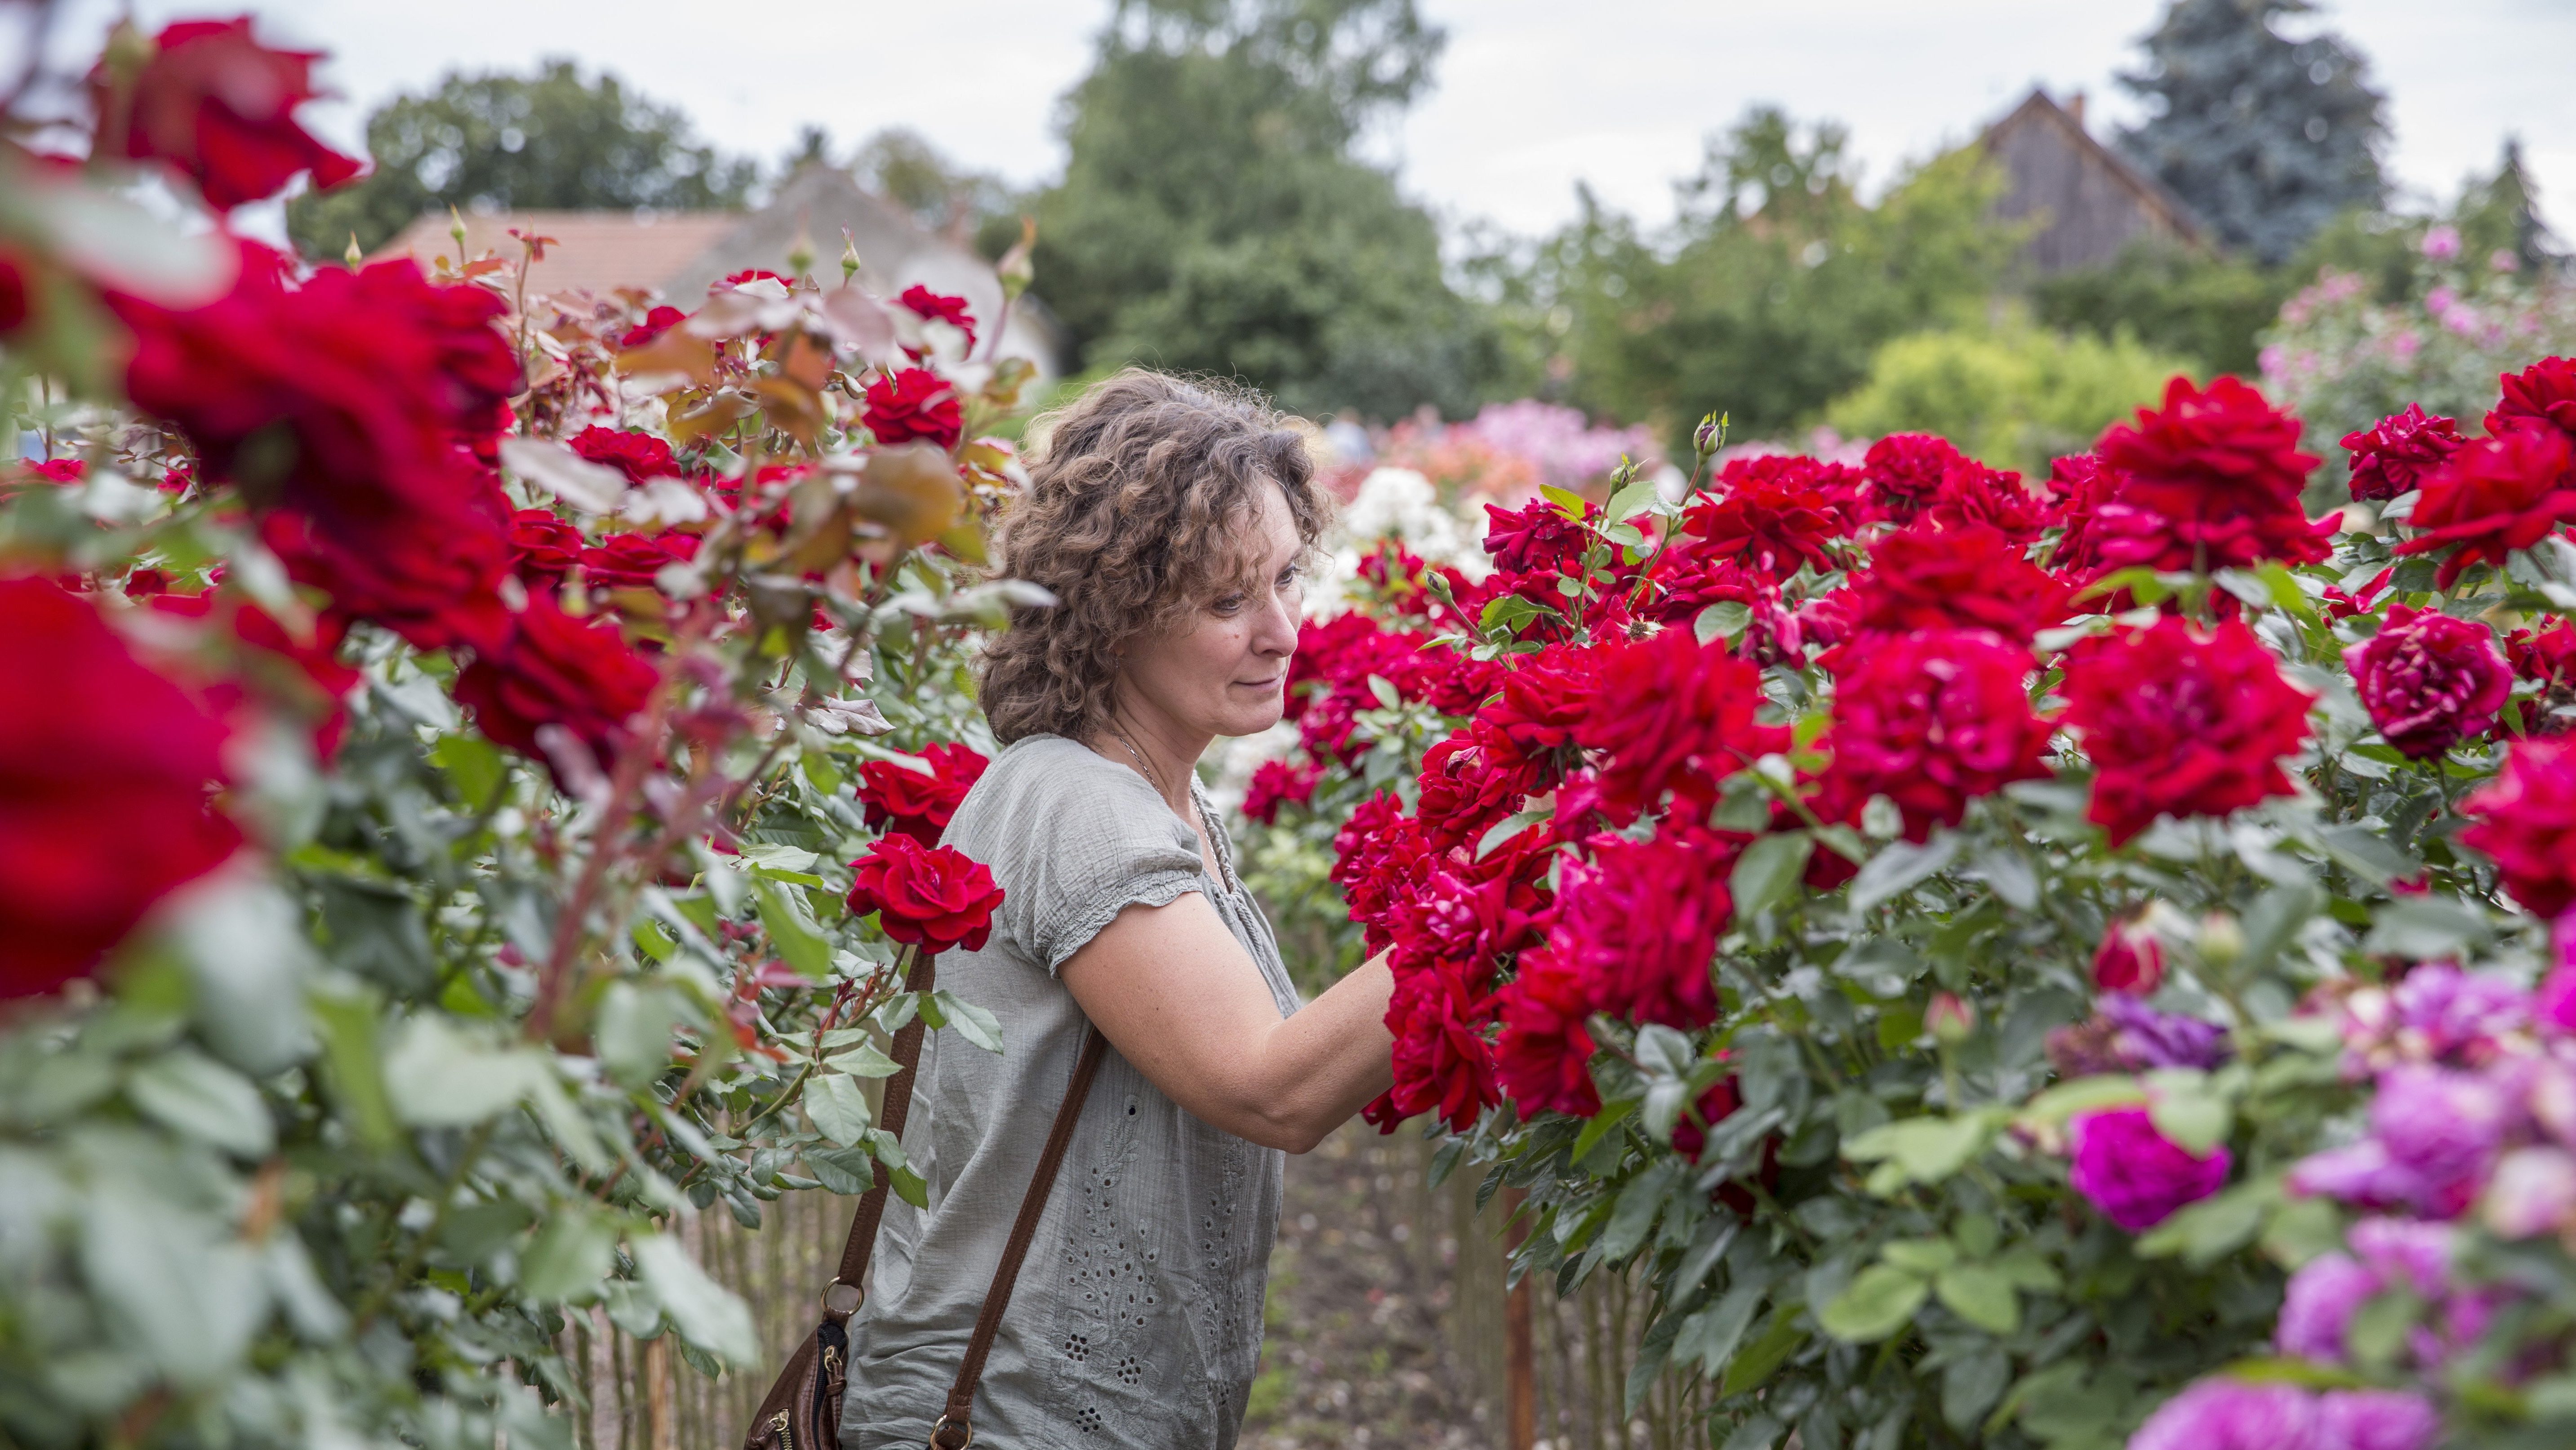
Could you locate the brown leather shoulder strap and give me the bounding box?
[828,949,938,1303]
[930,1026,1110,1450]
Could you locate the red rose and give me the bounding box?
[2061,617,2315,847]
[1242,758,1320,826]
[1679,468,1845,582]
[1643,546,1769,626]
[0,578,240,997]
[2093,914,2165,995]
[1823,628,2052,841]
[0,248,26,334]
[1479,642,1601,759]
[2342,604,2512,759]
[845,833,1004,955]
[1414,731,1535,852]
[718,269,794,293]
[569,426,681,485]
[1577,629,1785,820]
[1554,830,1736,1031]
[2098,375,2317,521]
[1381,955,1499,1133]
[112,246,520,650]
[508,509,586,583]
[2461,737,2576,917]
[862,366,962,450]
[618,305,686,349]
[1925,458,2050,543]
[2489,357,2576,444]
[13,459,85,488]
[579,531,700,592]
[148,591,360,758]
[2343,404,2465,502]
[898,285,978,350]
[2507,620,2576,734]
[2091,376,2329,574]
[1837,522,2069,647]
[453,596,659,777]
[89,17,362,210]
[1482,497,1593,575]
[1492,947,1601,1118]
[855,742,990,845]
[1864,433,1969,522]
[2392,425,2576,589]
[1330,791,1426,951]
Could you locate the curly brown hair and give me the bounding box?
[980,369,1328,745]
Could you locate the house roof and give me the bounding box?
[1982,89,2205,249]
[371,209,739,300]
[365,168,1064,376]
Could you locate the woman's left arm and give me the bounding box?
[1058,893,1394,1153]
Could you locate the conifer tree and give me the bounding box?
[2117,0,2386,264]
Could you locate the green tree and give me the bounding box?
[1032,0,1501,419]
[285,61,757,259]
[2117,0,2387,264]
[1823,317,2196,475]
[1541,108,2020,450]
[2029,238,2290,375]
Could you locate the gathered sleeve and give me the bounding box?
[977,749,1208,976]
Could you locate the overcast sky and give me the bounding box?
[33,0,2576,241]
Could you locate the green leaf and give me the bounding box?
[430,732,507,811]
[1695,600,1752,645]
[804,1072,874,1146]
[383,1017,547,1127]
[2143,1069,2232,1156]
[1719,1311,1808,1396]
[2018,1075,2146,1127]
[2137,1179,2277,1266]
[2362,896,2490,959]
[1817,1264,1928,1343]
[2262,1196,2345,1269]
[1606,475,1659,524]
[1539,482,1588,518]
[1880,1239,1958,1275]
[931,990,1004,1053]
[1848,831,1963,912]
[826,1039,904,1078]
[1934,1262,2021,1335]
[126,1048,272,1158]
[308,986,400,1154]
[632,1233,759,1365]
[519,1209,619,1304]
[804,1144,876,1195]
[594,983,682,1091]
[1730,832,1812,919]
[890,1163,930,1209]
[1477,808,1551,860]
[2313,825,2418,890]
[1970,846,2038,911]
[2345,1288,2422,1373]
[1842,1112,2000,1187]
[1568,1098,1637,1164]
[1677,1283,1765,1376]
[1602,1160,1682,1262]
[756,881,835,980]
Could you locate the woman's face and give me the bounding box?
[1119,481,1304,742]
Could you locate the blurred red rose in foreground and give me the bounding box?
[89,16,362,210]
[0,578,240,998]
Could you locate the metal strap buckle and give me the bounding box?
[929,1414,973,1449]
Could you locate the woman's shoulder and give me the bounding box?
[949,734,1184,852]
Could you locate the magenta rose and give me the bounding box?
[2344,604,2511,759]
[2067,1105,2231,1231]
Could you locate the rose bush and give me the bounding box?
[1245,347,2576,1445]
[0,19,1045,1449]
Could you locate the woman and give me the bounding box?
[842,370,1398,1450]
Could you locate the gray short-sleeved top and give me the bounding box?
[841,734,1302,1450]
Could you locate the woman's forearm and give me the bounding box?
[1060,896,1397,1153]
[1227,951,1396,1152]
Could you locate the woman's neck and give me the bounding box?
[1094,707,1208,815]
